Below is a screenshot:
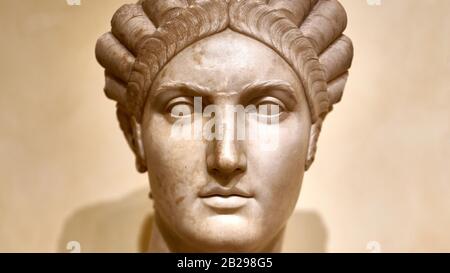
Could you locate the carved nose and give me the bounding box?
[207,123,247,178]
[208,140,247,176]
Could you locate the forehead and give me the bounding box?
[151,29,302,94]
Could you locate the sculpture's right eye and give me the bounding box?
[165,97,195,119]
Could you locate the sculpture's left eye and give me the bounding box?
[251,97,287,117]
[245,96,289,124]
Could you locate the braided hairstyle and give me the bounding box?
[96,0,353,171]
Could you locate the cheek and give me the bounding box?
[247,114,310,212]
[142,114,208,212]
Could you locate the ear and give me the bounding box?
[116,106,148,173]
[305,118,324,171]
[130,117,148,173]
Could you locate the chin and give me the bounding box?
[186,216,267,252]
[194,234,262,253]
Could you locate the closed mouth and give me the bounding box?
[200,195,251,211]
[198,185,253,199]
[198,185,254,211]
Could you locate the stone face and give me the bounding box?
[95,0,353,253]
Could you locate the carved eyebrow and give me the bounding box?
[241,80,298,103]
[151,80,298,103]
[153,81,213,97]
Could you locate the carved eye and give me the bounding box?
[245,96,289,124]
[165,97,195,118]
[252,97,286,117]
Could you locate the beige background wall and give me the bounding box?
[0,0,449,252]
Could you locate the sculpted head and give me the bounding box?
[96,0,353,252]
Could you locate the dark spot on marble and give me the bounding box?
[175,196,186,205]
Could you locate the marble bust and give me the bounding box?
[95,0,353,252]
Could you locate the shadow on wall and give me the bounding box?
[58,188,328,253]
